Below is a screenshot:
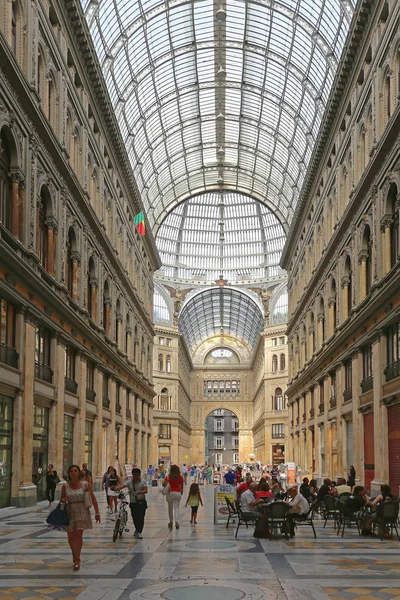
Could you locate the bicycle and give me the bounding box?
[112,491,130,542]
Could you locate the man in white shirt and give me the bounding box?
[336,478,352,495]
[240,483,263,518]
[285,483,310,537]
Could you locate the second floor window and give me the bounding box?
[386,322,400,366]
[272,424,284,438]
[344,360,352,390]
[0,297,16,349]
[215,419,223,432]
[65,347,76,380]
[35,327,51,366]
[215,436,224,448]
[362,344,373,380]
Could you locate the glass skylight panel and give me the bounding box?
[83,0,355,234]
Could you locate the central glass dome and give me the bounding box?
[156,192,286,283]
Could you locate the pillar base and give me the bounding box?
[93,476,103,492]
[370,478,385,496]
[13,483,37,507]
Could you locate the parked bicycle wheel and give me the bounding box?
[113,518,121,542]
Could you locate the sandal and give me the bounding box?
[175,522,180,529]
[73,564,80,571]
[168,522,173,528]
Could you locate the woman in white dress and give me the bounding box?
[107,467,123,513]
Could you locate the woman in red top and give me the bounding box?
[255,482,274,499]
[163,464,184,529]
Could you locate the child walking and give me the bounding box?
[185,483,203,524]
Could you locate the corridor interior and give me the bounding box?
[0,485,399,600]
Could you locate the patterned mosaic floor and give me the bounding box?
[0,486,399,600]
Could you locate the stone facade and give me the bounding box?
[0,0,160,507]
[282,0,400,495]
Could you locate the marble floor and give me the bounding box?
[0,486,399,600]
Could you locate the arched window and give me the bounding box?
[280,353,286,371]
[37,50,45,100]
[318,296,325,345]
[382,70,391,132]
[158,354,163,371]
[125,313,132,359]
[87,257,96,319]
[272,354,278,372]
[73,128,80,179]
[47,75,57,132]
[387,183,399,269]
[309,312,316,353]
[115,297,121,346]
[0,128,13,232]
[362,225,372,295]
[344,255,352,317]
[330,278,337,332]
[160,387,170,410]
[38,194,48,269]
[103,280,110,336]
[274,387,284,411]
[166,355,171,373]
[65,226,77,296]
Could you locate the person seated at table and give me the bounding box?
[285,484,310,537]
[256,482,274,500]
[335,477,352,495]
[300,477,311,500]
[240,482,264,516]
[270,477,284,496]
[257,477,266,490]
[362,484,392,536]
[316,478,337,505]
[237,474,253,499]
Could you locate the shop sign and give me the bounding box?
[214,483,235,524]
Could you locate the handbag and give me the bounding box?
[84,490,92,508]
[161,482,171,496]
[46,501,69,529]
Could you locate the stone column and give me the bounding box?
[11,173,20,238]
[46,221,56,277]
[71,253,81,302]
[93,366,103,488]
[108,378,116,467]
[358,250,368,302]
[50,339,66,477]
[73,354,86,464]
[341,277,350,320]
[117,315,123,350]
[90,281,98,322]
[120,386,127,467]
[105,301,112,337]
[352,351,362,485]
[328,297,335,337]
[18,180,25,241]
[308,329,315,359]
[16,315,37,505]
[380,216,392,276]
[371,334,387,494]
[317,312,324,348]
[336,365,344,478]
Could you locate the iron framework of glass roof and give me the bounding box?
[179,287,264,352]
[82,0,355,230]
[156,191,286,283]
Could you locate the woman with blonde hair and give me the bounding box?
[163,464,184,529]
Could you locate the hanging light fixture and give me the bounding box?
[215,5,227,21]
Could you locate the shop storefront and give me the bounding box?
[63,415,74,479]
[272,443,285,465]
[0,396,13,508]
[32,405,49,501]
[85,420,93,472]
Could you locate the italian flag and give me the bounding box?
[134,211,145,236]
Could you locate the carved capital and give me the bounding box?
[341,276,350,288]
[358,249,369,264]
[380,214,393,232]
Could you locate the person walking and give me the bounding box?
[163,464,184,529]
[117,467,148,539]
[61,465,100,571]
[185,482,203,524]
[101,466,113,510]
[107,467,123,513]
[46,464,59,507]
[81,464,93,487]
[181,464,188,485]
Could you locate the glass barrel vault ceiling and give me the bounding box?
[179,287,265,352]
[82,0,355,230]
[157,192,286,283]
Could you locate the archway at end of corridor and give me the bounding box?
[204,409,239,468]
